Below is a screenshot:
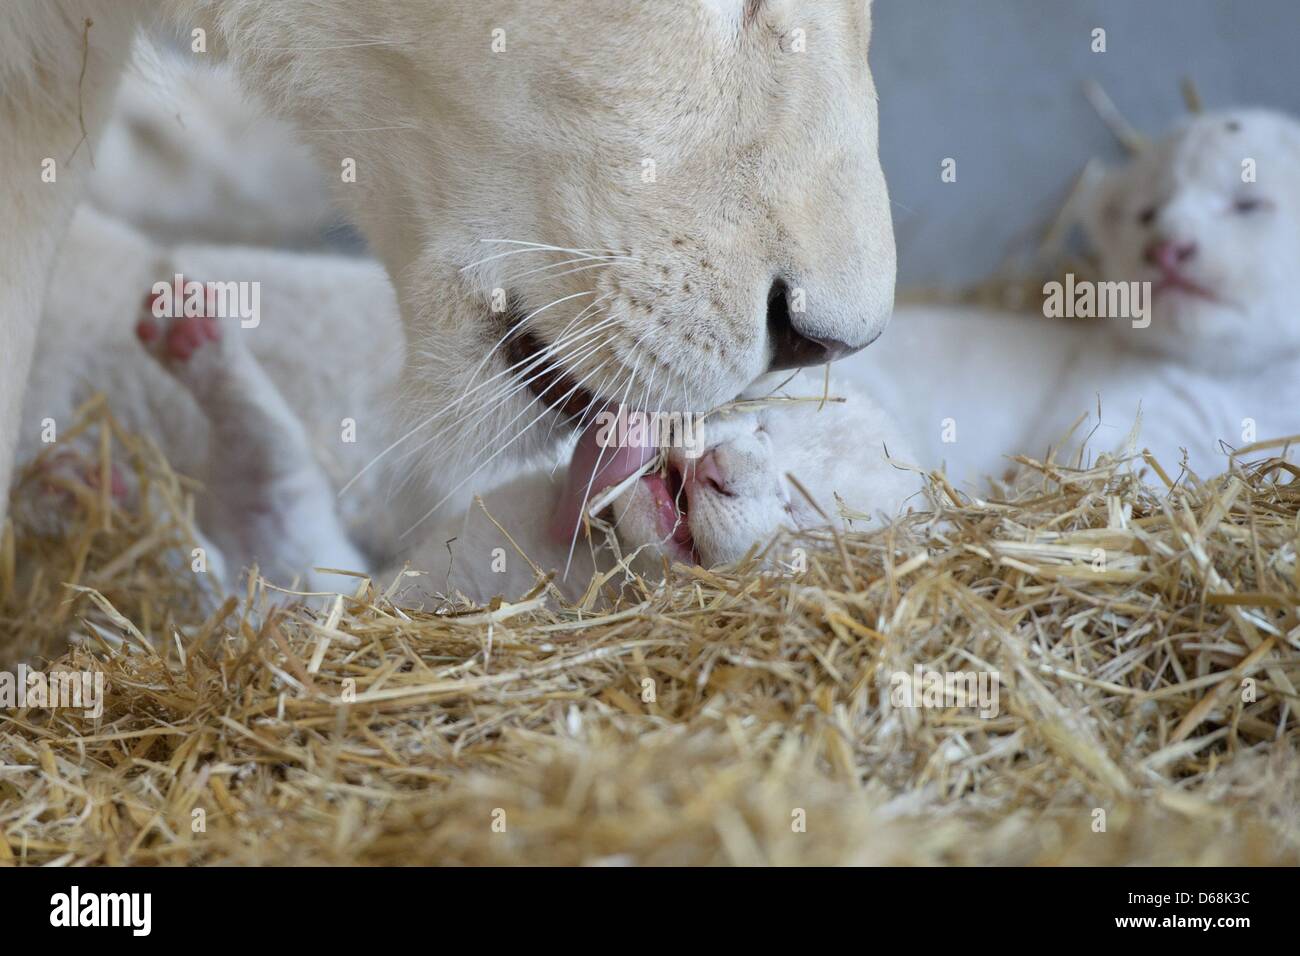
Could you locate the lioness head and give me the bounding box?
[219,0,893,490]
[1084,108,1300,371]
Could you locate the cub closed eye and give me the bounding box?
[1234,197,1269,214]
[1137,205,1158,227]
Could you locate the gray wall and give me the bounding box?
[872,0,1300,288]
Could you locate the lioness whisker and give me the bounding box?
[393,314,622,492]
[399,354,618,539]
[458,246,605,274]
[503,257,626,285]
[458,288,601,403]
[453,303,618,422]
[454,293,614,409]
[563,360,641,576]
[459,239,637,275]
[478,238,634,256]
[338,301,609,497]
[397,331,614,477]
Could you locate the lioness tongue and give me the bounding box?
[549,408,657,545]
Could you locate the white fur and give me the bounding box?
[89,57,337,246]
[23,207,914,604]
[24,206,405,591]
[1084,109,1300,373]
[1,0,895,547]
[1,1,142,534]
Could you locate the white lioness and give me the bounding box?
[849,108,1300,484]
[20,208,916,603]
[1,0,895,544]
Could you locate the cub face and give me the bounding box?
[607,374,916,567]
[1084,109,1300,371]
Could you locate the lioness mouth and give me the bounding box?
[503,328,597,421]
[547,411,699,565]
[503,302,696,564]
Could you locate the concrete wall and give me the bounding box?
[872,0,1300,288]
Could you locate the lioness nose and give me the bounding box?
[765,278,861,372]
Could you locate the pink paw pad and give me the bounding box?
[135,317,161,344]
[162,315,221,361]
[89,461,130,500]
[137,282,222,362]
[38,452,129,503]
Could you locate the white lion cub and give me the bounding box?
[850,108,1300,486]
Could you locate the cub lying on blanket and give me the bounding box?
[854,108,1300,485]
[19,209,916,603]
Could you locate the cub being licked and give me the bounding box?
[19,208,917,604]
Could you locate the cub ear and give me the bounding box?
[1075,159,1123,252]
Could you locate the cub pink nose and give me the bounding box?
[1144,239,1197,272]
[687,448,731,497]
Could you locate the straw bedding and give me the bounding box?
[1,401,1298,865]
